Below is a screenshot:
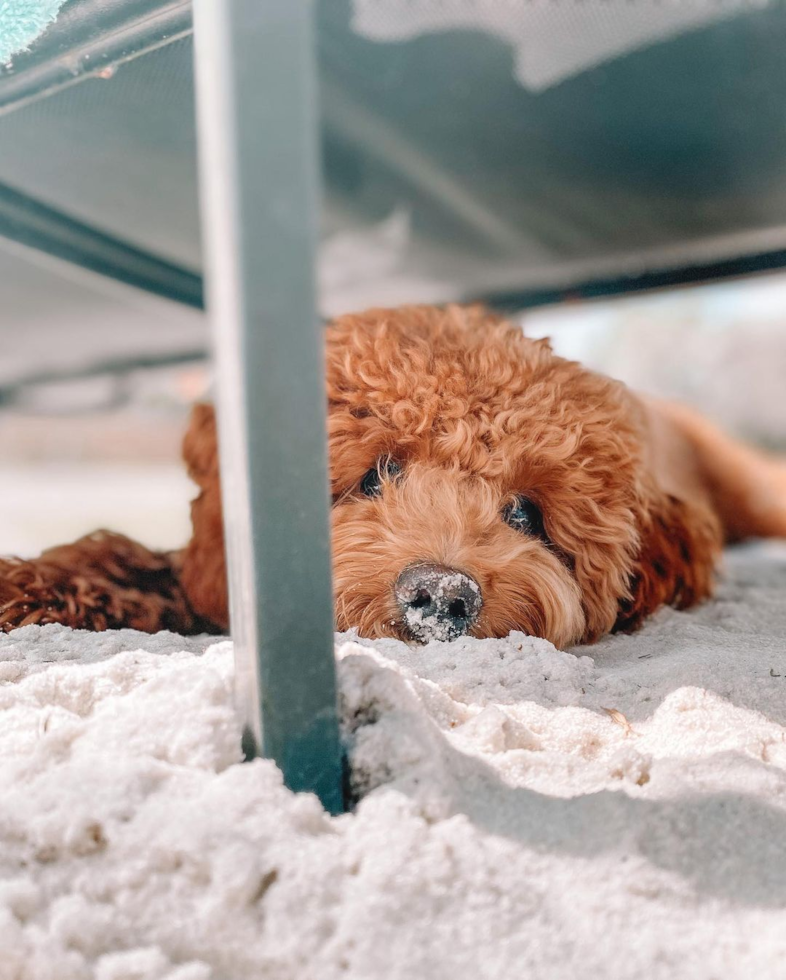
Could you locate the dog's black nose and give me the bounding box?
[395,563,482,642]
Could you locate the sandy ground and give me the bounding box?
[0,543,785,979]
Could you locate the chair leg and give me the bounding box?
[192,0,344,813]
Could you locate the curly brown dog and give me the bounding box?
[1,305,785,647]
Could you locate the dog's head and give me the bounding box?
[327,305,652,648]
[183,304,718,646]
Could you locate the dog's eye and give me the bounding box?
[502,496,545,537]
[360,459,402,497]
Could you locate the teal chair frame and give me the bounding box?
[191,0,343,813]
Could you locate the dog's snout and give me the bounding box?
[395,563,482,642]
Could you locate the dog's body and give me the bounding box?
[2,305,784,646]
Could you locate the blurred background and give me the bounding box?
[0,246,204,556]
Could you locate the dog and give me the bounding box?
[1,304,784,647]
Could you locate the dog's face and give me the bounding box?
[326,305,648,647]
[182,304,719,645]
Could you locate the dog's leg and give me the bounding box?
[656,401,786,542]
[0,531,202,633]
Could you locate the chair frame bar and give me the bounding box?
[192,0,343,813]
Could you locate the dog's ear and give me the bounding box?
[614,492,720,633]
[182,403,219,488]
[179,402,229,630]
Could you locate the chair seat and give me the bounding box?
[1,0,786,313]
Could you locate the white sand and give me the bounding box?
[1,544,786,979]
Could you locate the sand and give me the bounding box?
[1,543,785,979]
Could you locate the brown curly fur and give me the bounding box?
[0,531,201,633]
[2,305,785,645]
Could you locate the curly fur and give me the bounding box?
[2,305,785,645]
[0,531,200,633]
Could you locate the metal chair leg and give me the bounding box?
[193,0,343,813]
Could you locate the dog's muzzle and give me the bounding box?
[395,562,482,642]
